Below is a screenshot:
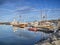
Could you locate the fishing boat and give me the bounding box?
[28,21,56,33]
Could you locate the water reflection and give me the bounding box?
[0,25,49,45]
[13,27,19,32]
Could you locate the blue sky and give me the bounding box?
[0,0,60,22]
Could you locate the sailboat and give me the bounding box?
[28,10,57,33]
[10,16,28,28]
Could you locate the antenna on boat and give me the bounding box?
[19,15,22,23]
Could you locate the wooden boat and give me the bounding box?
[13,23,28,28]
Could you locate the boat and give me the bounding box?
[28,21,56,33]
[13,23,28,28]
[28,27,38,31]
[10,18,28,28]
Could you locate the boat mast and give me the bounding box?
[42,9,47,21]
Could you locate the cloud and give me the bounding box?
[14,6,40,15]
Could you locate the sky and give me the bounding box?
[0,0,60,22]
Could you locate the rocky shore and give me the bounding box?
[35,29,60,45]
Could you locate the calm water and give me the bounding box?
[0,25,49,45]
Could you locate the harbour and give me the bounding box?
[0,18,60,45]
[0,0,60,45]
